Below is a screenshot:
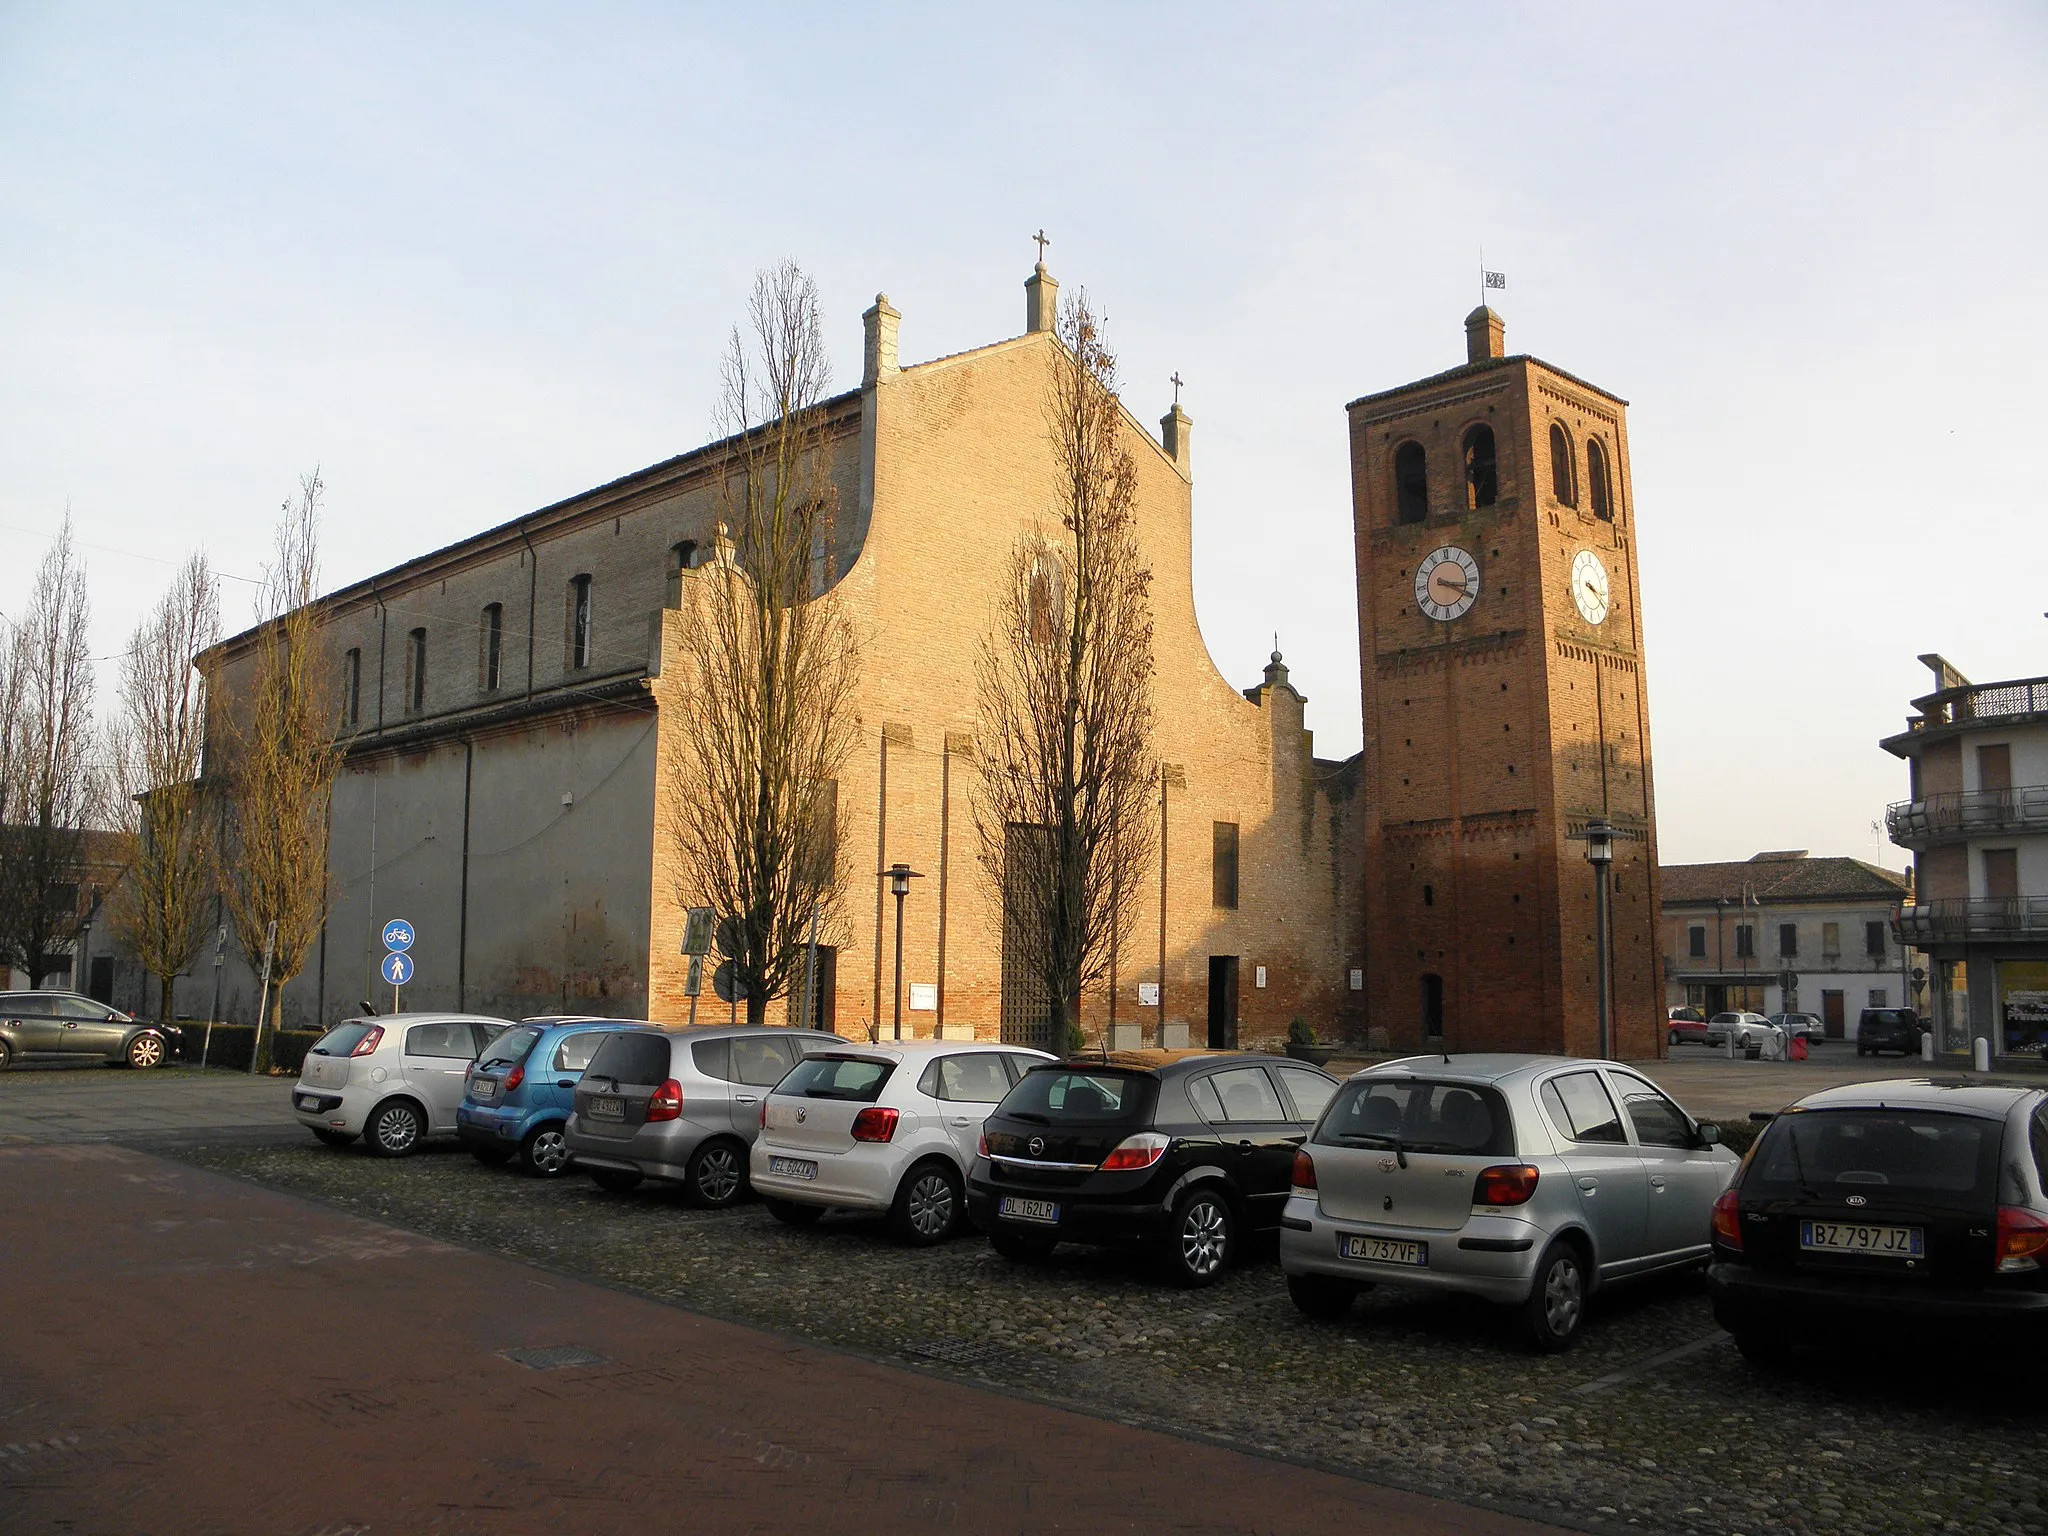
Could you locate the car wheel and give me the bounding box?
[1516,1238,1588,1353]
[366,1100,425,1158]
[1287,1272,1361,1321]
[890,1160,963,1246]
[685,1139,747,1207]
[519,1124,572,1178]
[990,1227,1058,1263]
[0,1038,12,1071]
[126,1032,167,1069]
[312,1128,357,1148]
[470,1144,514,1166]
[764,1197,824,1227]
[1162,1187,1235,1288]
[588,1166,643,1194]
[1668,1029,1680,1046]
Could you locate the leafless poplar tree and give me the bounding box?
[220,474,342,1068]
[0,520,101,988]
[663,263,861,1023]
[974,293,1157,1051]
[107,553,222,1025]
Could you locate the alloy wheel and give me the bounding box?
[695,1145,742,1203]
[528,1128,569,1176]
[129,1034,165,1069]
[1180,1198,1229,1277]
[375,1105,421,1155]
[1543,1252,1583,1338]
[907,1171,955,1238]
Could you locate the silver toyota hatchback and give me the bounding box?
[565,1025,843,1206]
[1280,1055,1739,1351]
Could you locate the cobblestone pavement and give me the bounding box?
[161,1136,2047,1536]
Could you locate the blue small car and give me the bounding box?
[457,1016,658,1176]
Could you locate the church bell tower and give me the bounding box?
[1346,307,1662,1058]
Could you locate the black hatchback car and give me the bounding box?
[1856,1007,1924,1057]
[1708,1079,2048,1359]
[965,1051,1340,1286]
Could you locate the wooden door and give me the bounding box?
[1822,990,1845,1038]
[1978,744,2013,794]
[1984,848,2020,901]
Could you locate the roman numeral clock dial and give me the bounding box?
[1415,545,1479,622]
[1570,550,1611,624]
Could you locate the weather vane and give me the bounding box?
[1032,228,1050,263]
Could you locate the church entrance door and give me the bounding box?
[1206,957,1239,1049]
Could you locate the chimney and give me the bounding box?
[1465,305,1505,364]
[1159,402,1192,472]
[1025,262,1059,334]
[862,293,900,387]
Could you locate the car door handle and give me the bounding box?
[949,1116,973,1127]
[735,1094,759,1105]
[1649,1175,1668,1190]
[556,1080,575,1088]
[1238,1139,1254,1151]
[1578,1177,1599,1192]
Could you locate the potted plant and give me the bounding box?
[1284,1017,1336,1067]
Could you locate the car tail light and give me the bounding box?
[851,1106,899,1143]
[350,1026,384,1058]
[646,1079,684,1122]
[1098,1132,1169,1171]
[759,1101,768,1130]
[1996,1206,2048,1272]
[1474,1164,1540,1206]
[1711,1187,1743,1250]
[504,1065,524,1093]
[977,1132,989,1158]
[1291,1149,1317,1190]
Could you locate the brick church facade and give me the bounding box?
[194,265,1659,1057]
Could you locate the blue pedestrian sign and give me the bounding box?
[381,951,415,986]
[381,919,416,953]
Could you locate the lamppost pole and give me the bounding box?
[880,863,922,1041]
[1580,820,1616,1061]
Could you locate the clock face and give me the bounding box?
[1571,550,1611,624]
[1415,546,1480,622]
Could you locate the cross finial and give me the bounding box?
[1032,228,1050,263]
[1171,371,1183,406]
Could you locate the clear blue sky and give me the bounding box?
[3,3,2042,867]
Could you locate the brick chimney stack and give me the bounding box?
[863,293,900,388]
[1465,305,1505,364]
[1025,262,1059,334]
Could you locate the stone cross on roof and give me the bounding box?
[1171,371,1183,406]
[1032,228,1050,263]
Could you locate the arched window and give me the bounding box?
[1393,441,1428,524]
[1585,438,1612,521]
[1026,550,1066,647]
[479,603,503,692]
[666,541,697,607]
[568,575,593,670]
[406,628,427,715]
[1462,425,1497,510]
[1548,423,1577,506]
[1421,972,1445,1038]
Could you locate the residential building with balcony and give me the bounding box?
[1884,654,2048,1060]
[1659,850,1915,1037]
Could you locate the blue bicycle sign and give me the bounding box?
[381,951,415,986]
[381,919,416,953]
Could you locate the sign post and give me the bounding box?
[381,919,416,1015]
[248,920,277,1076]
[202,926,226,1068]
[681,906,713,1026]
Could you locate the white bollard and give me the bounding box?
[1920,1031,1934,1063]
[1972,1036,1992,1073]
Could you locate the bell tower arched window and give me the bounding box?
[1462,425,1497,510]
[1393,441,1429,525]
[1548,423,1577,506]
[1585,438,1612,521]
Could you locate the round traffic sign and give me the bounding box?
[381,951,415,986]
[382,919,416,953]
[713,960,749,1004]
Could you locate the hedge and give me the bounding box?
[174,1025,322,1074]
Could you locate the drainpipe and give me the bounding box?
[458,738,474,1010]
[520,522,538,699]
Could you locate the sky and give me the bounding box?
[2,3,2043,870]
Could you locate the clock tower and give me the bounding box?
[1346,307,1662,1058]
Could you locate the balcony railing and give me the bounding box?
[1898,897,2048,944]
[1901,676,2048,734]
[1887,787,2048,846]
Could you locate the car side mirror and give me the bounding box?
[1696,1123,1721,1147]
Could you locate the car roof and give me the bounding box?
[1359,1053,1641,1089]
[805,1039,1052,1063]
[649,1025,846,1042]
[1786,1078,2043,1118]
[336,1013,517,1027]
[1041,1049,1288,1078]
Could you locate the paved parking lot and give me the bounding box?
[0,1063,293,1144]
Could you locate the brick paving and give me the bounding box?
[0,1141,1559,1536]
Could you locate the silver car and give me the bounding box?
[1280,1055,1739,1351]
[566,1025,842,1206]
[293,1014,518,1155]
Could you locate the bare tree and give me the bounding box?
[0,520,101,988]
[663,263,861,1022]
[220,474,342,1069]
[974,292,1157,1051]
[107,553,222,1026]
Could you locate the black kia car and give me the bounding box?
[965,1051,1339,1287]
[1708,1079,2048,1360]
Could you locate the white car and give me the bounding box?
[750,1040,1056,1244]
[1706,1011,1776,1051]
[1765,1012,1825,1043]
[293,1014,517,1156]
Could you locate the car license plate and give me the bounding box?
[1341,1235,1427,1266]
[469,1078,497,1101]
[1800,1220,1923,1257]
[999,1196,1060,1225]
[588,1096,625,1121]
[294,1094,319,1112]
[768,1156,818,1180]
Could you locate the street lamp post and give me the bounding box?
[1581,820,1616,1060]
[880,863,923,1040]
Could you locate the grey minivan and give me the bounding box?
[566,1026,842,1206]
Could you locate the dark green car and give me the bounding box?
[0,991,181,1070]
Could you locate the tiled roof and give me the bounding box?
[1659,854,1910,907]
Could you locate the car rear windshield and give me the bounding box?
[309,1022,378,1057]
[479,1025,542,1069]
[998,1068,1157,1127]
[1313,1078,1516,1157]
[777,1054,894,1102]
[1862,1010,1917,1027]
[1747,1109,2002,1205]
[583,1032,674,1088]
